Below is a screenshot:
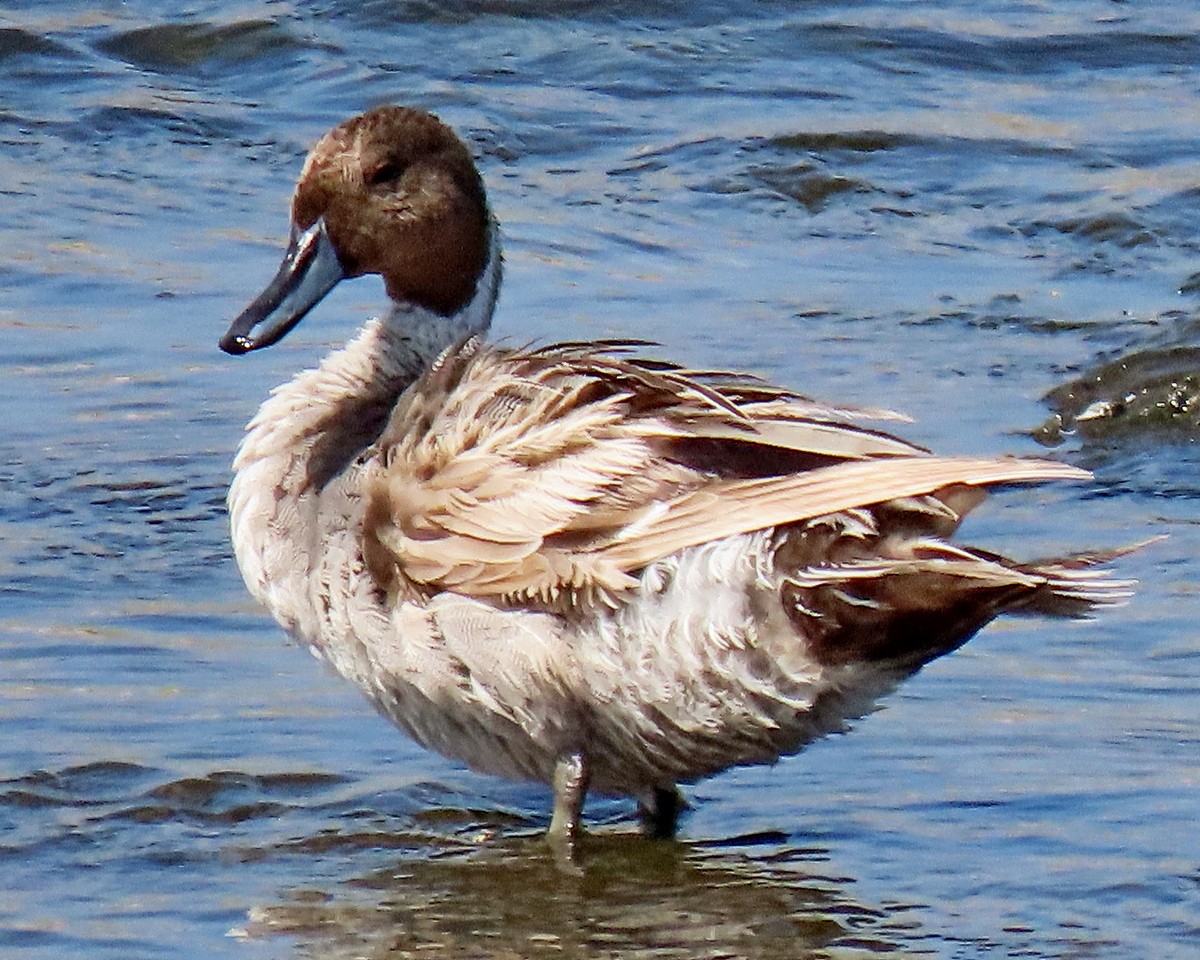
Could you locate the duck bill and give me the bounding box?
[220,219,345,355]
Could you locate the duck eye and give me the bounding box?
[367,161,405,187]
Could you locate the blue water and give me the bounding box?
[2,2,1198,957]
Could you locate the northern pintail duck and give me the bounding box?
[221,106,1134,841]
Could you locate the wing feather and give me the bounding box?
[362,340,1089,609]
[598,456,1090,572]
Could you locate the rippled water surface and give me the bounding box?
[2,2,1199,957]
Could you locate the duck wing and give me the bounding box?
[362,340,1088,610]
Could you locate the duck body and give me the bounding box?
[223,107,1133,838]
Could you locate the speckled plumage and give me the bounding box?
[223,106,1135,840]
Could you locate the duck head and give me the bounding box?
[221,106,494,355]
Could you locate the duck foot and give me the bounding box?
[638,785,686,839]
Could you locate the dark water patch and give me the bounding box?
[0,105,240,158]
[472,110,643,164]
[716,128,1145,270]
[272,827,441,856]
[1004,180,1200,282]
[0,761,161,810]
[770,129,920,155]
[73,104,242,150]
[2,457,233,586]
[74,472,230,550]
[1145,189,1200,263]
[118,798,294,827]
[1020,211,1160,250]
[802,22,1200,77]
[401,778,550,827]
[1109,136,1200,174]
[699,828,793,848]
[1008,30,1200,74]
[903,307,1107,336]
[0,26,76,61]
[768,130,1082,167]
[608,134,737,178]
[0,637,174,664]
[307,0,784,29]
[20,769,353,833]
[748,162,875,214]
[225,779,544,865]
[1073,444,1200,501]
[409,800,538,835]
[733,127,1195,284]
[0,928,153,957]
[152,769,347,802]
[94,18,315,73]
[3,340,125,371]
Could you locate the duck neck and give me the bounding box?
[227,233,502,627]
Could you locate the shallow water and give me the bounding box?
[2,2,1198,957]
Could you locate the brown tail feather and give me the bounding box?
[785,537,1158,670]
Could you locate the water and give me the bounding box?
[2,2,1198,957]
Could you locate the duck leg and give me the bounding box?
[638,785,686,839]
[549,751,589,841]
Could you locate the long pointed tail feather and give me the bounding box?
[1015,537,1162,618]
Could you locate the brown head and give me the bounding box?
[221,106,494,355]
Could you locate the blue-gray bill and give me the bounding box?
[220,219,345,355]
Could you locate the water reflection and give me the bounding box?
[240,828,918,959]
